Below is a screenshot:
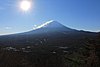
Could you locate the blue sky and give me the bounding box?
[0,0,100,35]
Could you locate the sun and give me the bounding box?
[20,0,31,11]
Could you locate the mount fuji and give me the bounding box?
[0,20,97,46]
[23,20,75,34]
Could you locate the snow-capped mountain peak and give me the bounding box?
[33,20,59,30]
[32,20,74,32]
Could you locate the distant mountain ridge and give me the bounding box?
[0,20,98,46]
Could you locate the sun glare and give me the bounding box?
[20,0,31,11]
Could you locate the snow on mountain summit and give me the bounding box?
[37,20,55,28]
[32,20,74,32]
[33,20,60,30]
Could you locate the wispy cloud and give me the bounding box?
[5,27,12,30]
[0,1,13,11]
[33,25,38,29]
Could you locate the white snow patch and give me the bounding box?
[33,20,55,30]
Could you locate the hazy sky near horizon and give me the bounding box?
[0,0,100,35]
